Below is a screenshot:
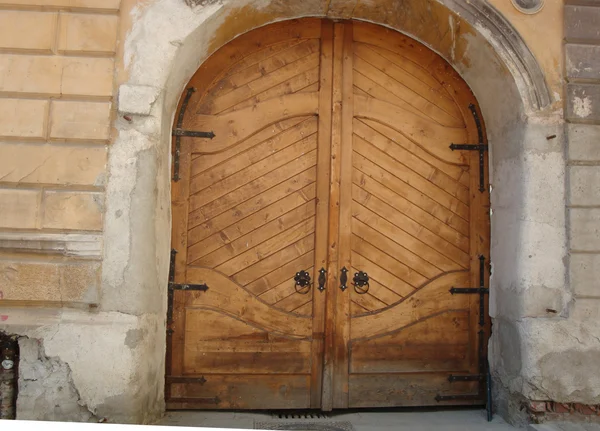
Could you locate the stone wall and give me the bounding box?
[0,0,120,304]
[565,3,600,316]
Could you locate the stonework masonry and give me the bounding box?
[0,0,598,426]
[0,0,118,303]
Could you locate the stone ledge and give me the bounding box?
[0,232,102,259]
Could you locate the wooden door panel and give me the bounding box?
[169,18,490,411]
[168,20,327,410]
[348,375,479,408]
[169,375,311,410]
[350,311,470,373]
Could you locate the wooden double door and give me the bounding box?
[167,19,490,410]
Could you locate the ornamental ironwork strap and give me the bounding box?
[449,104,488,193]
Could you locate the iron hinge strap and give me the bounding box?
[449,255,488,326]
[172,88,216,182]
[448,374,483,382]
[167,248,209,336]
[449,104,488,193]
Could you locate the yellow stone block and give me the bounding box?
[0,143,107,186]
[42,191,103,231]
[0,54,114,97]
[50,101,111,141]
[0,11,56,52]
[0,98,47,138]
[0,0,120,10]
[0,189,41,229]
[0,260,100,303]
[59,13,119,54]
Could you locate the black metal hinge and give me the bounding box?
[449,255,488,326]
[449,104,488,193]
[172,87,216,182]
[448,374,483,382]
[166,249,209,335]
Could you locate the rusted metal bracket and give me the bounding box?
[449,104,488,193]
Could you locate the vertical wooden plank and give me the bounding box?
[310,20,333,409]
[321,21,345,412]
[169,134,193,378]
[332,22,354,409]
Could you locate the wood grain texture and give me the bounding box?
[169,18,489,411]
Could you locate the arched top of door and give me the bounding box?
[121,0,551,119]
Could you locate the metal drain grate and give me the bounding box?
[255,421,354,431]
[271,411,330,420]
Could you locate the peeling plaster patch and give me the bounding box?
[17,338,98,422]
[125,328,147,349]
[573,95,592,118]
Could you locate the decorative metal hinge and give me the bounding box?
[167,249,209,336]
[172,87,216,182]
[449,104,488,193]
[449,255,488,326]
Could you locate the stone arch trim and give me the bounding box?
[439,0,551,110]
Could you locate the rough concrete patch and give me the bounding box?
[125,328,147,349]
[538,350,600,405]
[118,85,162,116]
[17,337,98,422]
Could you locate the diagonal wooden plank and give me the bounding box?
[292,301,313,316]
[190,93,319,155]
[210,53,320,114]
[217,217,316,276]
[246,251,315,296]
[354,43,462,122]
[188,172,315,240]
[232,235,315,286]
[351,300,370,316]
[193,204,315,267]
[353,120,469,204]
[352,252,417,304]
[351,234,425,291]
[190,117,317,186]
[353,216,442,279]
[353,155,469,236]
[353,204,461,273]
[352,70,455,127]
[221,67,320,114]
[360,118,469,181]
[188,186,316,255]
[352,173,469,250]
[353,95,467,159]
[222,39,321,92]
[261,265,314,305]
[189,151,317,220]
[354,137,469,220]
[222,39,306,78]
[353,186,470,266]
[191,133,317,206]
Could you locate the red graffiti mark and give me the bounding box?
[0,316,8,321]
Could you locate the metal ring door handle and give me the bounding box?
[352,270,370,294]
[294,270,312,294]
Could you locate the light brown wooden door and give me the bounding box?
[167,19,490,411]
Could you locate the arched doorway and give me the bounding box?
[166,18,489,411]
